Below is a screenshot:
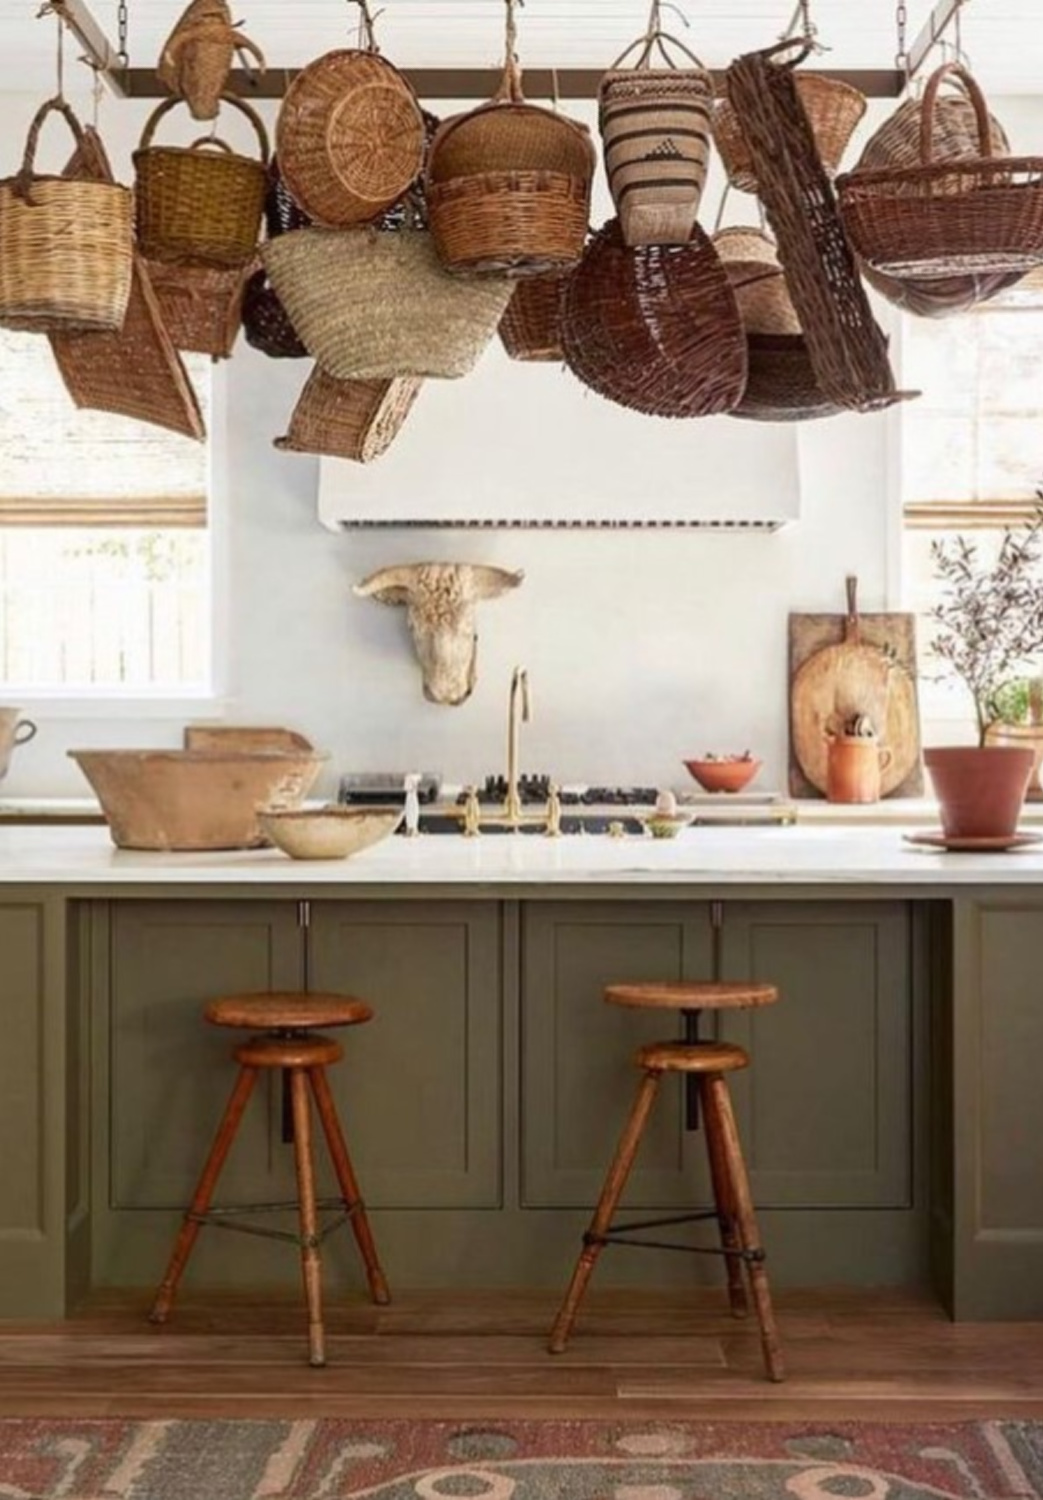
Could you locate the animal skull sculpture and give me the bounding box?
[354,563,525,706]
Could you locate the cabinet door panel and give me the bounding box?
[522,901,713,1207]
[307,901,501,1209]
[108,901,300,1208]
[720,901,911,1208]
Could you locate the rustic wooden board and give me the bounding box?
[788,592,924,800]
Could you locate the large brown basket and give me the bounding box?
[725,44,903,413]
[598,29,713,247]
[731,334,840,423]
[134,95,268,267]
[426,57,594,277]
[145,257,251,359]
[499,273,566,361]
[276,50,425,229]
[713,226,801,335]
[262,227,514,380]
[0,97,133,334]
[561,218,747,418]
[275,366,422,462]
[715,72,866,193]
[49,125,204,441]
[857,66,1010,173]
[838,64,1043,281]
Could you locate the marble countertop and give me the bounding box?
[0,822,1042,888]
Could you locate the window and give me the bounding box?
[899,276,1043,723]
[0,330,214,699]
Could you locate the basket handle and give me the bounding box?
[919,61,994,165]
[138,92,270,162]
[187,135,236,153]
[609,29,710,72]
[15,95,89,200]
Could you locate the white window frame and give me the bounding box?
[0,365,230,719]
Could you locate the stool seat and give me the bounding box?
[638,1041,749,1074]
[206,992,373,1030]
[607,981,778,1011]
[235,1033,343,1070]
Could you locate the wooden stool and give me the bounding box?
[149,992,389,1368]
[548,980,784,1383]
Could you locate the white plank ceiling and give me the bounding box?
[2,0,1042,93]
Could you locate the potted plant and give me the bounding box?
[926,499,1043,837]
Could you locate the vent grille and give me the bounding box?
[335,517,788,532]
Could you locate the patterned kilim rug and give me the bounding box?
[0,1418,1040,1500]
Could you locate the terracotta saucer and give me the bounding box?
[903,830,1043,853]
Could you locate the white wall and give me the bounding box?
[2,86,1038,799]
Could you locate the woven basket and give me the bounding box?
[243,269,308,358]
[276,50,425,228]
[262,227,514,380]
[264,155,314,238]
[713,226,801,335]
[49,124,204,441]
[426,58,594,277]
[857,67,1010,173]
[731,333,840,423]
[157,0,266,122]
[562,218,747,418]
[863,260,1026,318]
[715,72,866,193]
[499,273,566,360]
[0,97,133,334]
[275,366,422,461]
[725,44,902,413]
[146,257,250,358]
[134,95,268,267]
[598,29,713,247]
[838,64,1043,281]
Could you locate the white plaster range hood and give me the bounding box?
[317,341,803,532]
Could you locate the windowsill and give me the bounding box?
[2,695,230,720]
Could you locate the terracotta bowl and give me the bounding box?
[68,748,327,851]
[684,757,762,794]
[258,805,402,860]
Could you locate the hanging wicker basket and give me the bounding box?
[561,218,747,418]
[276,50,425,228]
[145,256,251,359]
[275,366,422,461]
[426,48,594,278]
[862,260,1027,318]
[730,334,840,423]
[856,66,1010,172]
[134,94,269,267]
[0,97,133,334]
[243,269,308,359]
[498,273,567,360]
[838,64,1043,281]
[157,0,266,122]
[598,28,714,247]
[713,225,801,335]
[715,72,866,194]
[262,227,514,380]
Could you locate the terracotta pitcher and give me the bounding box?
[825,733,892,804]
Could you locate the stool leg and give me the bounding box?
[308,1065,391,1307]
[288,1067,326,1369]
[548,1068,662,1355]
[700,1074,749,1319]
[703,1072,785,1383]
[149,1065,259,1325]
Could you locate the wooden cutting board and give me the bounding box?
[789,576,924,799]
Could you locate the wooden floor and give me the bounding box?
[1,1288,1043,1422]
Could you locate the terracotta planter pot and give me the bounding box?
[924,745,1035,839]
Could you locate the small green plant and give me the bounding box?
[930,498,1043,746]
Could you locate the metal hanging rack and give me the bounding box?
[45,0,975,101]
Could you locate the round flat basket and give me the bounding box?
[562,218,747,418]
[862,260,1027,318]
[715,73,866,193]
[498,273,566,361]
[731,333,840,422]
[276,50,425,228]
[713,225,801,335]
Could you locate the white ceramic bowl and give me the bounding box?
[257,805,403,860]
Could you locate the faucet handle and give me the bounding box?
[462,785,482,838]
[544,783,562,838]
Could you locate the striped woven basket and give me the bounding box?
[598,29,713,247]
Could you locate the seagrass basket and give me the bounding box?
[134,95,268,267]
[838,64,1043,281]
[713,226,801,335]
[0,97,133,334]
[857,64,1010,172]
[146,257,251,359]
[275,366,422,461]
[426,56,594,277]
[598,29,713,246]
[498,273,566,360]
[731,334,840,423]
[49,125,205,440]
[715,72,866,193]
[261,227,514,380]
[276,50,425,228]
[561,218,747,418]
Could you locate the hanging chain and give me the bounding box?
[895,0,909,78]
[117,0,129,68]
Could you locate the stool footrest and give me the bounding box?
[586,1211,767,1264]
[186,1199,362,1249]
